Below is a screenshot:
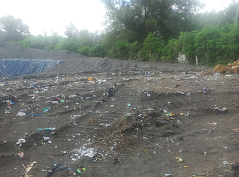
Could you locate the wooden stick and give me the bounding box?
[116,153,121,164]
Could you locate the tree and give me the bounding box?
[101,0,203,41]
[78,30,94,47]
[235,0,239,26]
[186,1,238,32]
[0,15,30,41]
[65,22,79,39]
[143,32,164,61]
[127,41,141,59]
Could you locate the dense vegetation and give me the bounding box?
[0,0,239,66]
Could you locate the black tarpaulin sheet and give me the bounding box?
[0,59,61,77]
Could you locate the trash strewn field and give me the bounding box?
[0,42,239,177]
[1,69,239,177]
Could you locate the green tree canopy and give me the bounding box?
[101,0,203,41]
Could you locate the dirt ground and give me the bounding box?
[0,43,239,177]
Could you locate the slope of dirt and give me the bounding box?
[0,42,213,79]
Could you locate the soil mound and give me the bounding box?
[214,60,239,74]
[213,64,226,73]
[226,60,239,74]
[0,41,213,78]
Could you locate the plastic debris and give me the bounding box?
[16,139,26,147]
[52,97,60,103]
[100,123,111,127]
[178,158,183,162]
[215,107,227,112]
[71,145,97,160]
[89,118,96,123]
[223,161,229,165]
[43,137,50,141]
[17,111,26,117]
[77,168,82,174]
[46,164,75,177]
[24,161,37,177]
[43,107,51,113]
[5,110,10,114]
[37,128,55,131]
[17,152,24,158]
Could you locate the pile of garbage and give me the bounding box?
[214,60,239,74]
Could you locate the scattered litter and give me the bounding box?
[43,137,50,141]
[223,161,229,165]
[17,111,26,117]
[178,158,183,162]
[37,128,55,131]
[89,118,96,123]
[77,168,82,174]
[16,139,26,147]
[215,107,227,112]
[32,114,42,117]
[233,128,239,132]
[5,110,10,114]
[43,107,51,113]
[22,163,26,168]
[175,83,180,87]
[24,161,37,177]
[71,145,97,160]
[100,123,111,127]
[17,152,24,158]
[77,167,86,174]
[207,122,218,126]
[46,164,75,177]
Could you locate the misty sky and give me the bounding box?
[0,0,234,36]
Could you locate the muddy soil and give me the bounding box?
[0,69,239,177]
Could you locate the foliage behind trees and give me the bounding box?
[1,0,239,67]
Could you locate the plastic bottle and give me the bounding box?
[43,137,50,141]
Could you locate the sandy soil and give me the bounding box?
[0,42,239,177]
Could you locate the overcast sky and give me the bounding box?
[0,0,235,36]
